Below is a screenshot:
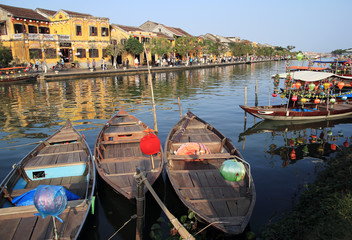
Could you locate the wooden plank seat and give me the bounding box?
[100,139,142,145]
[169,153,233,160]
[10,176,88,199]
[109,121,139,126]
[0,199,86,217]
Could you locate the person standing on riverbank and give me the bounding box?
[86,58,90,69]
[134,57,139,69]
[92,59,96,71]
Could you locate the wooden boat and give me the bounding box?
[0,119,95,239]
[0,67,39,83]
[240,102,352,121]
[164,111,256,234]
[94,109,163,200]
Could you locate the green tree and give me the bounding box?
[229,42,253,57]
[105,41,125,68]
[146,37,173,61]
[0,42,13,67]
[174,36,198,65]
[331,49,345,55]
[287,45,295,51]
[124,37,143,56]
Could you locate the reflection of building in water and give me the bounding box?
[0,67,242,134]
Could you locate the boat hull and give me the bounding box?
[240,103,352,121]
[164,111,256,234]
[94,109,163,200]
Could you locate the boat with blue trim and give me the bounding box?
[0,120,95,239]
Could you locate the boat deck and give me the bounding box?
[95,111,163,199]
[166,113,254,234]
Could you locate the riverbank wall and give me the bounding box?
[41,59,281,81]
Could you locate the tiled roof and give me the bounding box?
[173,27,191,36]
[113,24,144,32]
[0,4,48,21]
[35,8,57,17]
[155,32,174,40]
[62,9,93,18]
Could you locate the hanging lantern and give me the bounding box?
[331,143,336,150]
[337,82,345,90]
[272,93,277,98]
[33,185,67,223]
[317,145,324,153]
[280,93,285,98]
[343,139,349,147]
[327,130,333,136]
[291,95,298,102]
[301,98,307,103]
[140,130,161,155]
[342,95,348,101]
[323,82,330,89]
[309,82,315,91]
[295,82,301,89]
[314,98,321,104]
[296,53,304,61]
[330,98,336,103]
[290,149,296,160]
[220,160,246,182]
[314,85,319,91]
[338,130,343,136]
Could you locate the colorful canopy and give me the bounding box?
[274,71,352,82]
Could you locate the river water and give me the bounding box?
[1,61,351,239]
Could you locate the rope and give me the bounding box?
[107,214,137,240]
[193,221,227,237]
[0,141,43,149]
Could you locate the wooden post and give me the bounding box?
[178,97,182,120]
[245,86,247,107]
[255,79,258,107]
[144,43,158,133]
[136,171,195,240]
[135,167,145,240]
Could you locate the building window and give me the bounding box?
[29,48,42,59]
[89,49,99,58]
[0,22,7,35]
[39,27,50,34]
[102,49,108,58]
[77,48,86,58]
[76,25,82,36]
[89,26,97,36]
[142,37,150,43]
[45,48,57,59]
[28,25,37,33]
[14,24,25,33]
[101,27,109,37]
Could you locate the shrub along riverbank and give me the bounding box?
[261,146,352,240]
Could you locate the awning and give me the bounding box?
[274,71,352,82]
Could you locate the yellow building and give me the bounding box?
[0,4,110,69]
[110,24,157,66]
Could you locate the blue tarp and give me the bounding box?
[12,187,80,206]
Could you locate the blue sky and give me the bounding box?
[2,0,351,53]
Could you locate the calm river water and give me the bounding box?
[1,61,351,239]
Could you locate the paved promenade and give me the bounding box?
[40,59,276,81]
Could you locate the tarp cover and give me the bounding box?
[274,71,352,82]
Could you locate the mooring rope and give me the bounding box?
[107,214,137,240]
[193,221,227,237]
[0,141,43,150]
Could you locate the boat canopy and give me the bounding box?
[274,71,352,82]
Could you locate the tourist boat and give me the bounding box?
[164,111,256,234]
[0,67,39,83]
[0,120,95,239]
[94,109,163,200]
[240,103,352,121]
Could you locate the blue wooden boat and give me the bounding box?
[0,120,95,239]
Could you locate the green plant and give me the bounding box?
[150,210,206,240]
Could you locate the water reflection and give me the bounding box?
[239,118,352,166]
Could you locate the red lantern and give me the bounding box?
[291,95,297,102]
[338,82,345,90]
[290,149,296,160]
[140,130,161,155]
[272,93,277,97]
[314,98,321,104]
[331,143,336,150]
[344,139,349,148]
